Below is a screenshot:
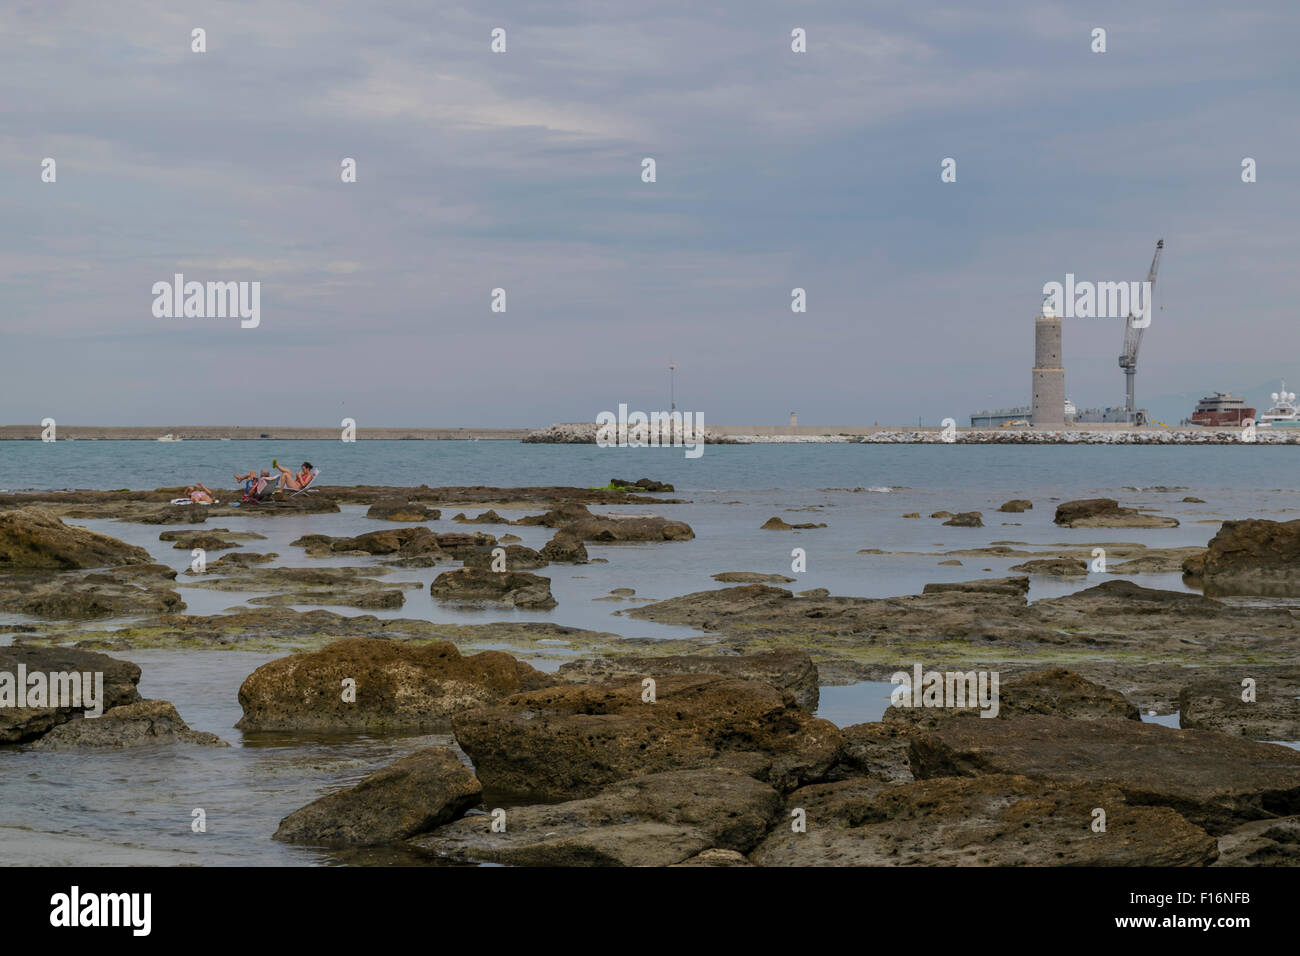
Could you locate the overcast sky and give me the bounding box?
[3,0,1298,427]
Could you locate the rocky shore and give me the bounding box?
[3,485,1300,866]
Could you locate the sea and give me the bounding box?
[1,440,1297,864]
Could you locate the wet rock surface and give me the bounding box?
[750,774,1217,866]
[0,645,142,743]
[236,637,556,731]
[274,747,482,847]
[365,499,441,522]
[1054,498,1178,528]
[1183,518,1300,595]
[452,674,841,800]
[557,648,820,710]
[31,699,228,749]
[908,715,1300,834]
[409,768,779,866]
[430,568,556,608]
[0,509,151,570]
[1179,676,1300,740]
[883,667,1141,726]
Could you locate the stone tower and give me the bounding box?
[1031,299,1065,428]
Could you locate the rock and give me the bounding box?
[164,532,242,552]
[452,675,842,800]
[429,568,556,608]
[499,534,522,543]
[922,576,1029,597]
[999,499,1033,512]
[1183,496,1206,504]
[838,722,921,783]
[0,509,151,570]
[519,503,693,542]
[209,551,277,567]
[138,505,208,525]
[797,588,829,598]
[902,513,920,519]
[1183,519,1300,595]
[1214,816,1300,866]
[365,499,440,522]
[943,512,983,527]
[930,511,953,519]
[235,638,554,732]
[761,517,793,530]
[274,747,482,847]
[452,509,510,525]
[31,699,227,749]
[884,667,1140,726]
[539,531,588,564]
[433,532,499,558]
[1008,558,1088,576]
[1179,677,1300,740]
[610,478,675,493]
[908,715,1300,833]
[749,774,1216,866]
[461,545,547,571]
[557,648,820,710]
[0,564,186,619]
[0,645,142,743]
[409,769,778,866]
[293,527,444,558]
[1054,498,1178,528]
[711,572,797,584]
[937,559,962,566]
[670,849,754,867]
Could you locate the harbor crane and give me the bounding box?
[1119,238,1163,425]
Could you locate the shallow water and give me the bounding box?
[3,442,1299,864]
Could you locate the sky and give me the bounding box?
[2,0,1298,428]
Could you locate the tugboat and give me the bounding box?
[1258,383,1300,428]
[1185,392,1255,427]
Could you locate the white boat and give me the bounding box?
[1257,383,1300,427]
[156,434,182,442]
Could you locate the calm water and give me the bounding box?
[2,441,1298,865]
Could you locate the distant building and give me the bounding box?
[1031,298,1065,427]
[970,407,1031,428]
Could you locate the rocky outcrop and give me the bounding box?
[557,648,820,710]
[749,774,1217,866]
[365,499,440,522]
[429,568,556,608]
[1054,498,1178,528]
[1008,558,1088,576]
[451,509,511,524]
[1214,816,1300,866]
[921,576,1029,597]
[0,563,186,619]
[292,527,444,559]
[1182,519,1300,595]
[610,477,675,493]
[1179,677,1300,740]
[998,500,1033,513]
[274,747,482,847]
[31,700,227,749]
[519,503,693,541]
[410,768,777,866]
[908,715,1300,833]
[942,512,984,528]
[712,572,797,584]
[235,638,555,732]
[884,667,1140,726]
[0,509,151,570]
[538,530,588,564]
[760,516,825,530]
[452,675,841,800]
[432,532,499,558]
[0,646,142,743]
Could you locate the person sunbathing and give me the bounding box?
[234,469,272,495]
[184,483,216,503]
[272,460,316,491]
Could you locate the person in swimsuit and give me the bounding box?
[272,460,315,491]
[234,469,272,495]
[183,483,216,503]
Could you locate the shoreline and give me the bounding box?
[4,423,1293,444]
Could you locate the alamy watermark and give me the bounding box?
[1041,275,1152,326]
[596,404,704,459]
[890,663,1000,718]
[151,274,260,328]
[0,666,104,716]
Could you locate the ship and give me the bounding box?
[1258,383,1300,427]
[1183,392,1255,427]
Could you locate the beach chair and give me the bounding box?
[289,468,320,496]
[241,475,277,503]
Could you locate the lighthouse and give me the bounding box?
[1031,294,1065,428]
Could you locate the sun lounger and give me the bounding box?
[289,468,320,496]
